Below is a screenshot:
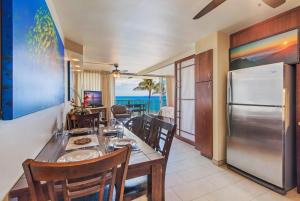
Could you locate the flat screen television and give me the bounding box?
[84,91,103,107]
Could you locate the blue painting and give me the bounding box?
[2,0,65,120]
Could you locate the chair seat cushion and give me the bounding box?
[124,176,147,196]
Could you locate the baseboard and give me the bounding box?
[175,135,195,146]
[212,159,225,166]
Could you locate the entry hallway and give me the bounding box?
[136,139,300,201]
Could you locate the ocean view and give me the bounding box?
[115,96,167,113]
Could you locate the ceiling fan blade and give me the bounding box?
[193,0,226,20]
[262,0,286,8]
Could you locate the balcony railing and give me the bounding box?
[115,97,167,115]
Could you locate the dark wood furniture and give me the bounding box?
[195,49,213,159]
[230,6,300,192]
[141,114,154,143]
[124,116,144,138]
[195,49,213,83]
[23,146,131,201]
[297,64,300,193]
[9,128,165,201]
[111,105,132,120]
[124,118,176,201]
[150,118,176,164]
[230,6,300,48]
[67,113,100,131]
[88,107,108,126]
[195,81,213,159]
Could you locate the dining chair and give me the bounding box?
[148,118,177,164]
[141,114,154,143]
[23,146,131,201]
[124,118,177,201]
[68,113,100,131]
[124,116,144,138]
[111,105,132,120]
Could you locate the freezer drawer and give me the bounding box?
[227,104,284,188]
[228,63,284,106]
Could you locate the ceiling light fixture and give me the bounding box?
[72,58,80,62]
[75,65,80,68]
[112,64,121,78]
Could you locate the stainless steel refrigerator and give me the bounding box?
[227,62,296,193]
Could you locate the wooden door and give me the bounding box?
[195,49,213,83]
[195,81,213,158]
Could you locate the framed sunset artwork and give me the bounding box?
[230,29,299,70]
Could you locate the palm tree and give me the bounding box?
[133,79,160,113]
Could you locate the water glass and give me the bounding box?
[110,118,117,127]
[115,124,124,138]
[104,137,114,153]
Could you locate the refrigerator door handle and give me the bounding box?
[227,104,232,136]
[282,88,286,126]
[227,72,233,103]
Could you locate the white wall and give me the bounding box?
[0,104,66,200]
[0,1,67,200]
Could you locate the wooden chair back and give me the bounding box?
[124,116,144,138]
[148,118,176,164]
[23,146,131,201]
[141,114,154,142]
[68,113,100,131]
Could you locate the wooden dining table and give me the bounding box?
[9,128,165,201]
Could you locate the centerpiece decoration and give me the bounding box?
[70,91,90,115]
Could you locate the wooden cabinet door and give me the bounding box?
[297,64,300,192]
[195,49,213,83]
[195,81,213,159]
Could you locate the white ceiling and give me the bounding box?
[147,64,175,76]
[52,0,300,73]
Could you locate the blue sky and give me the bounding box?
[115,77,160,96]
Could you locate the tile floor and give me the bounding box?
[135,138,300,201]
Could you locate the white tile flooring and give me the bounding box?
[135,138,300,201]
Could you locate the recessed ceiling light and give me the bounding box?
[72,69,82,72]
[75,65,80,68]
[72,58,80,62]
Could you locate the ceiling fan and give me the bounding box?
[193,0,286,20]
[84,61,128,73]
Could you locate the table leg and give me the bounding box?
[151,163,164,201]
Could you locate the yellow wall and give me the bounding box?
[195,31,229,164]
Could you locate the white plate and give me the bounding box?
[111,138,137,147]
[65,135,100,151]
[57,149,103,163]
[69,128,93,135]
